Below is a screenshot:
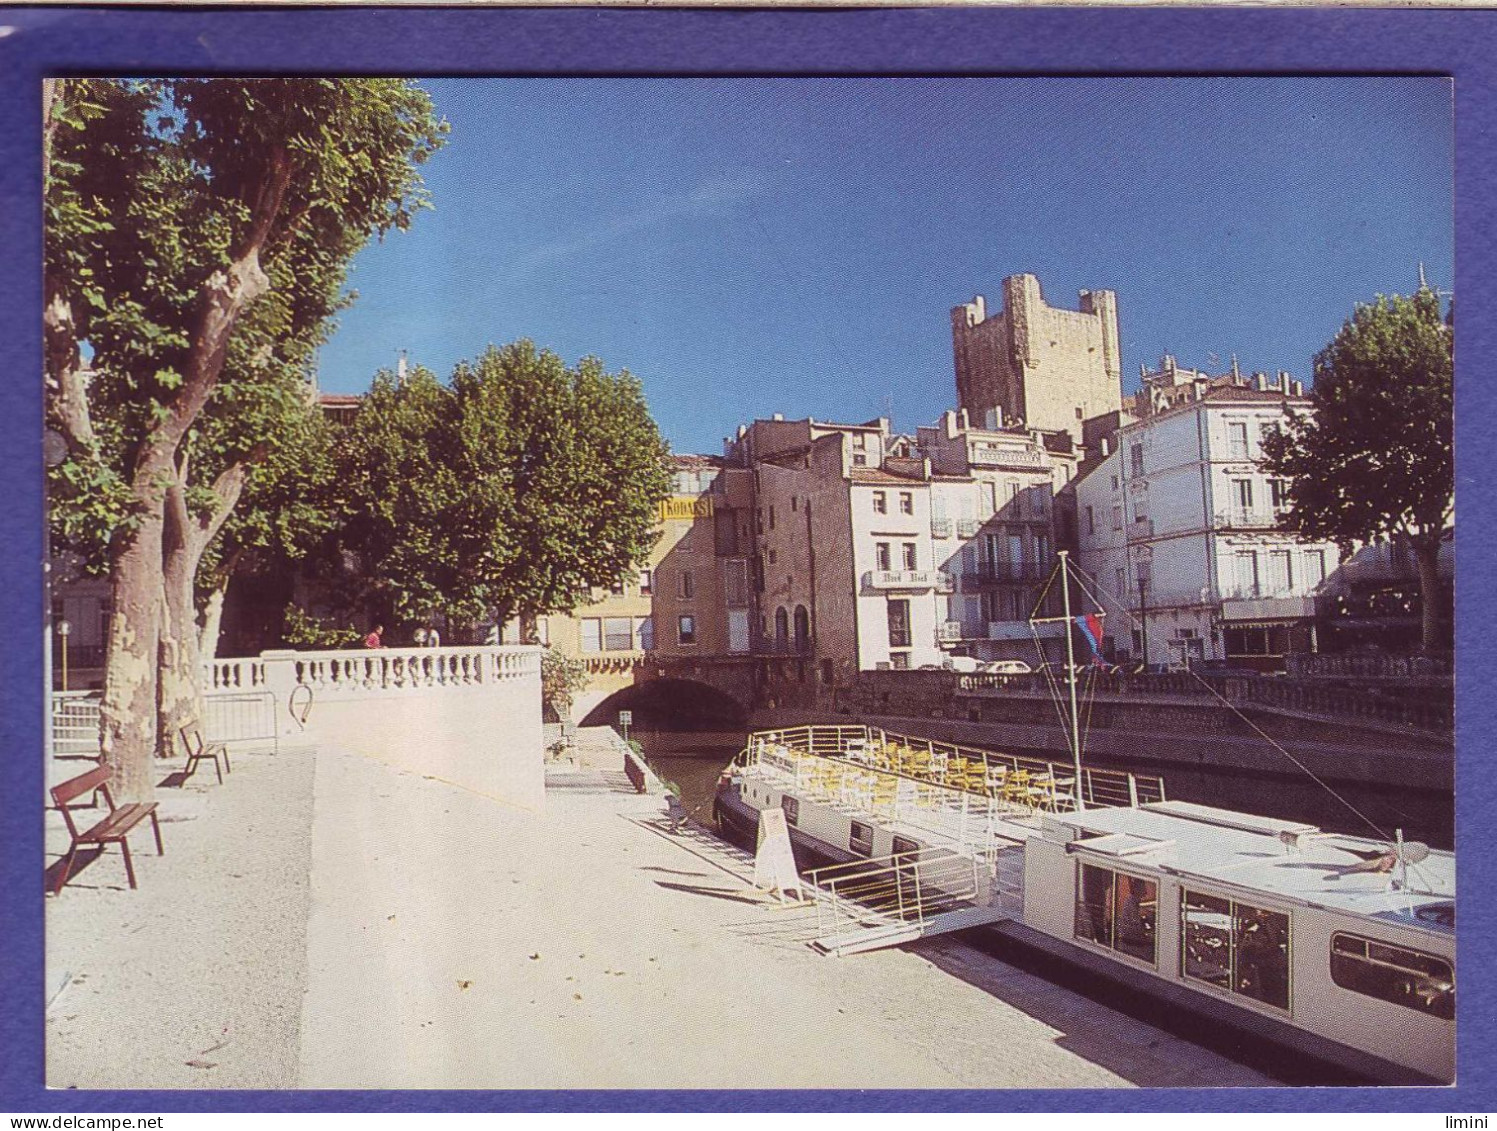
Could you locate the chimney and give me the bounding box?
[957,407,970,432]
[397,350,408,386]
[1255,372,1269,391]
[1292,380,1304,396]
[772,412,784,422]
[1100,436,1111,457]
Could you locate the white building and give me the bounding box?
[1074,359,1341,671]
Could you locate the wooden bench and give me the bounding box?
[179,725,230,784]
[50,765,164,894]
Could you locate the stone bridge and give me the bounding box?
[570,653,758,731]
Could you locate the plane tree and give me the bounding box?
[1260,288,1453,654]
[44,78,445,799]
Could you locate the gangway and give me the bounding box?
[805,846,1010,957]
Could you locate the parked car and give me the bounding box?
[942,655,982,673]
[980,659,1033,675]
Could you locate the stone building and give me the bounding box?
[1073,358,1341,672]
[951,273,1121,446]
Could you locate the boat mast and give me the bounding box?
[1056,551,1085,809]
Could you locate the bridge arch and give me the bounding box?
[578,677,748,732]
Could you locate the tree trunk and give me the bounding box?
[199,573,232,663]
[99,452,172,802]
[159,502,205,754]
[1411,534,1446,655]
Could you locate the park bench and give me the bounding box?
[179,725,230,784]
[49,765,164,894]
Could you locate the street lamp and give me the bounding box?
[57,618,71,692]
[1134,545,1153,671]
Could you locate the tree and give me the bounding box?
[1260,288,1453,654]
[44,79,446,799]
[328,342,672,638]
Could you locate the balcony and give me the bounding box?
[1220,590,1317,621]
[1216,507,1286,531]
[930,518,953,539]
[988,620,1064,641]
[968,444,1046,470]
[961,561,1051,589]
[935,620,964,643]
[864,569,953,592]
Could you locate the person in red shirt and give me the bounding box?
[364,624,385,649]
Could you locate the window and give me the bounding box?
[986,482,999,516]
[610,579,627,596]
[1228,421,1250,460]
[875,542,891,571]
[1305,549,1327,589]
[849,821,874,857]
[1129,444,1144,477]
[1111,475,1119,491]
[1260,420,1279,448]
[1235,550,1260,597]
[769,505,776,530]
[767,549,777,565]
[780,795,799,826]
[1233,479,1254,510]
[899,492,914,516]
[1330,933,1453,1019]
[638,569,653,596]
[873,491,887,515]
[1181,891,1290,1011]
[677,615,697,646]
[890,652,910,670]
[1035,532,1050,564]
[535,617,550,646]
[1268,550,1292,592]
[887,598,912,648]
[902,543,917,570]
[635,617,654,651]
[853,452,868,467]
[603,617,633,651]
[774,607,789,650]
[580,619,602,654]
[679,570,695,599]
[1116,568,1127,597]
[1112,504,1124,531]
[1074,864,1157,964]
[793,606,810,653]
[1085,506,1096,536]
[1007,531,1024,568]
[1270,479,1290,509]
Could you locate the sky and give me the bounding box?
[315,77,1453,456]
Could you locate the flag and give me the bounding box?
[1075,613,1106,664]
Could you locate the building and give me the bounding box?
[545,453,751,672]
[951,273,1122,446]
[1074,357,1342,671]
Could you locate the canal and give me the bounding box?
[638,732,1454,851]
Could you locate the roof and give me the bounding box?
[1050,800,1455,936]
[318,393,362,407]
[671,453,724,469]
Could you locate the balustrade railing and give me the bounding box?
[290,644,539,697]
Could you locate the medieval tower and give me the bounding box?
[951,273,1122,444]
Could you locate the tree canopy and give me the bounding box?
[1261,288,1453,651]
[326,342,671,634]
[44,78,446,798]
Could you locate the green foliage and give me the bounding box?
[327,341,672,628]
[1260,289,1453,550]
[46,78,447,575]
[540,647,589,718]
[281,603,363,650]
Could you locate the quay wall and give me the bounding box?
[209,646,545,811]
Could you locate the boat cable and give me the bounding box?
[1029,561,1087,758]
[1060,557,1395,844]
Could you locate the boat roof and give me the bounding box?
[1049,800,1455,937]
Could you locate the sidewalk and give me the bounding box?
[45,735,1277,1090]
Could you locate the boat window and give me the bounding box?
[1181,890,1290,1010]
[780,795,799,827]
[1330,932,1454,1020]
[892,836,921,860]
[1074,863,1157,965]
[850,821,874,857]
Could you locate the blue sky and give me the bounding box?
[315,77,1452,455]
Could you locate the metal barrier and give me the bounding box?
[202,691,279,753]
[51,691,102,758]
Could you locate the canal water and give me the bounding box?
[640,735,1454,851]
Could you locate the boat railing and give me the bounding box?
[807,847,985,955]
[740,725,1164,817]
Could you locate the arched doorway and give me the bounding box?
[793,605,810,654]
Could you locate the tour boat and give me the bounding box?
[711,555,1455,1086]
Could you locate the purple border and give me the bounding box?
[0,6,1490,1113]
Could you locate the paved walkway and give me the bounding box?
[46,737,1278,1090]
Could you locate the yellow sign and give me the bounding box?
[657,496,714,522]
